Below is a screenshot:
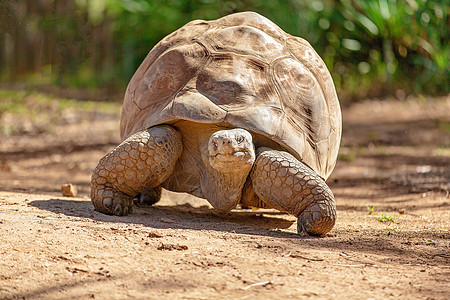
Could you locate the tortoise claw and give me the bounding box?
[113,204,122,216]
[297,217,313,235]
[112,202,133,216]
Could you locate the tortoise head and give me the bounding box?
[208,128,256,174]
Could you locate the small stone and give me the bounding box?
[61,184,78,197]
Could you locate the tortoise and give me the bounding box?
[91,11,342,236]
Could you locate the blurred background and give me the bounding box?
[0,0,448,102]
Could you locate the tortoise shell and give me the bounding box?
[120,12,341,180]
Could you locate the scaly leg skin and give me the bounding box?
[91,125,182,216]
[251,148,336,236]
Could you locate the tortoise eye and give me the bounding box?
[237,136,244,144]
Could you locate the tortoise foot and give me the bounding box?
[297,199,336,236]
[92,186,134,216]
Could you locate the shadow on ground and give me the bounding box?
[28,198,297,237]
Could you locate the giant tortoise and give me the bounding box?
[91,12,342,235]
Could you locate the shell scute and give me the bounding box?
[216,11,286,39]
[196,53,275,112]
[203,25,284,61]
[133,42,209,110]
[272,57,331,148]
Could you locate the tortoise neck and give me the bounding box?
[201,165,251,211]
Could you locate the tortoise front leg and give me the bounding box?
[91,125,182,216]
[251,148,336,236]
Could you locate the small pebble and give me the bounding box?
[61,184,78,197]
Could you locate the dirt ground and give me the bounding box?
[0,92,449,299]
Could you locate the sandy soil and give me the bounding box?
[0,94,449,299]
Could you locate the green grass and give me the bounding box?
[435,118,450,133]
[367,131,379,142]
[434,147,450,157]
[378,211,394,222]
[338,147,357,162]
[366,205,376,215]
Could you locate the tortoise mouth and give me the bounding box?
[211,150,251,161]
[209,150,255,171]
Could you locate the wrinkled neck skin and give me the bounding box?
[200,129,256,211]
[201,162,252,211]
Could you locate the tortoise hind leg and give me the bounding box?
[137,186,162,206]
[251,148,336,236]
[91,125,182,216]
[240,177,271,209]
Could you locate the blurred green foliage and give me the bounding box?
[1,0,448,101]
